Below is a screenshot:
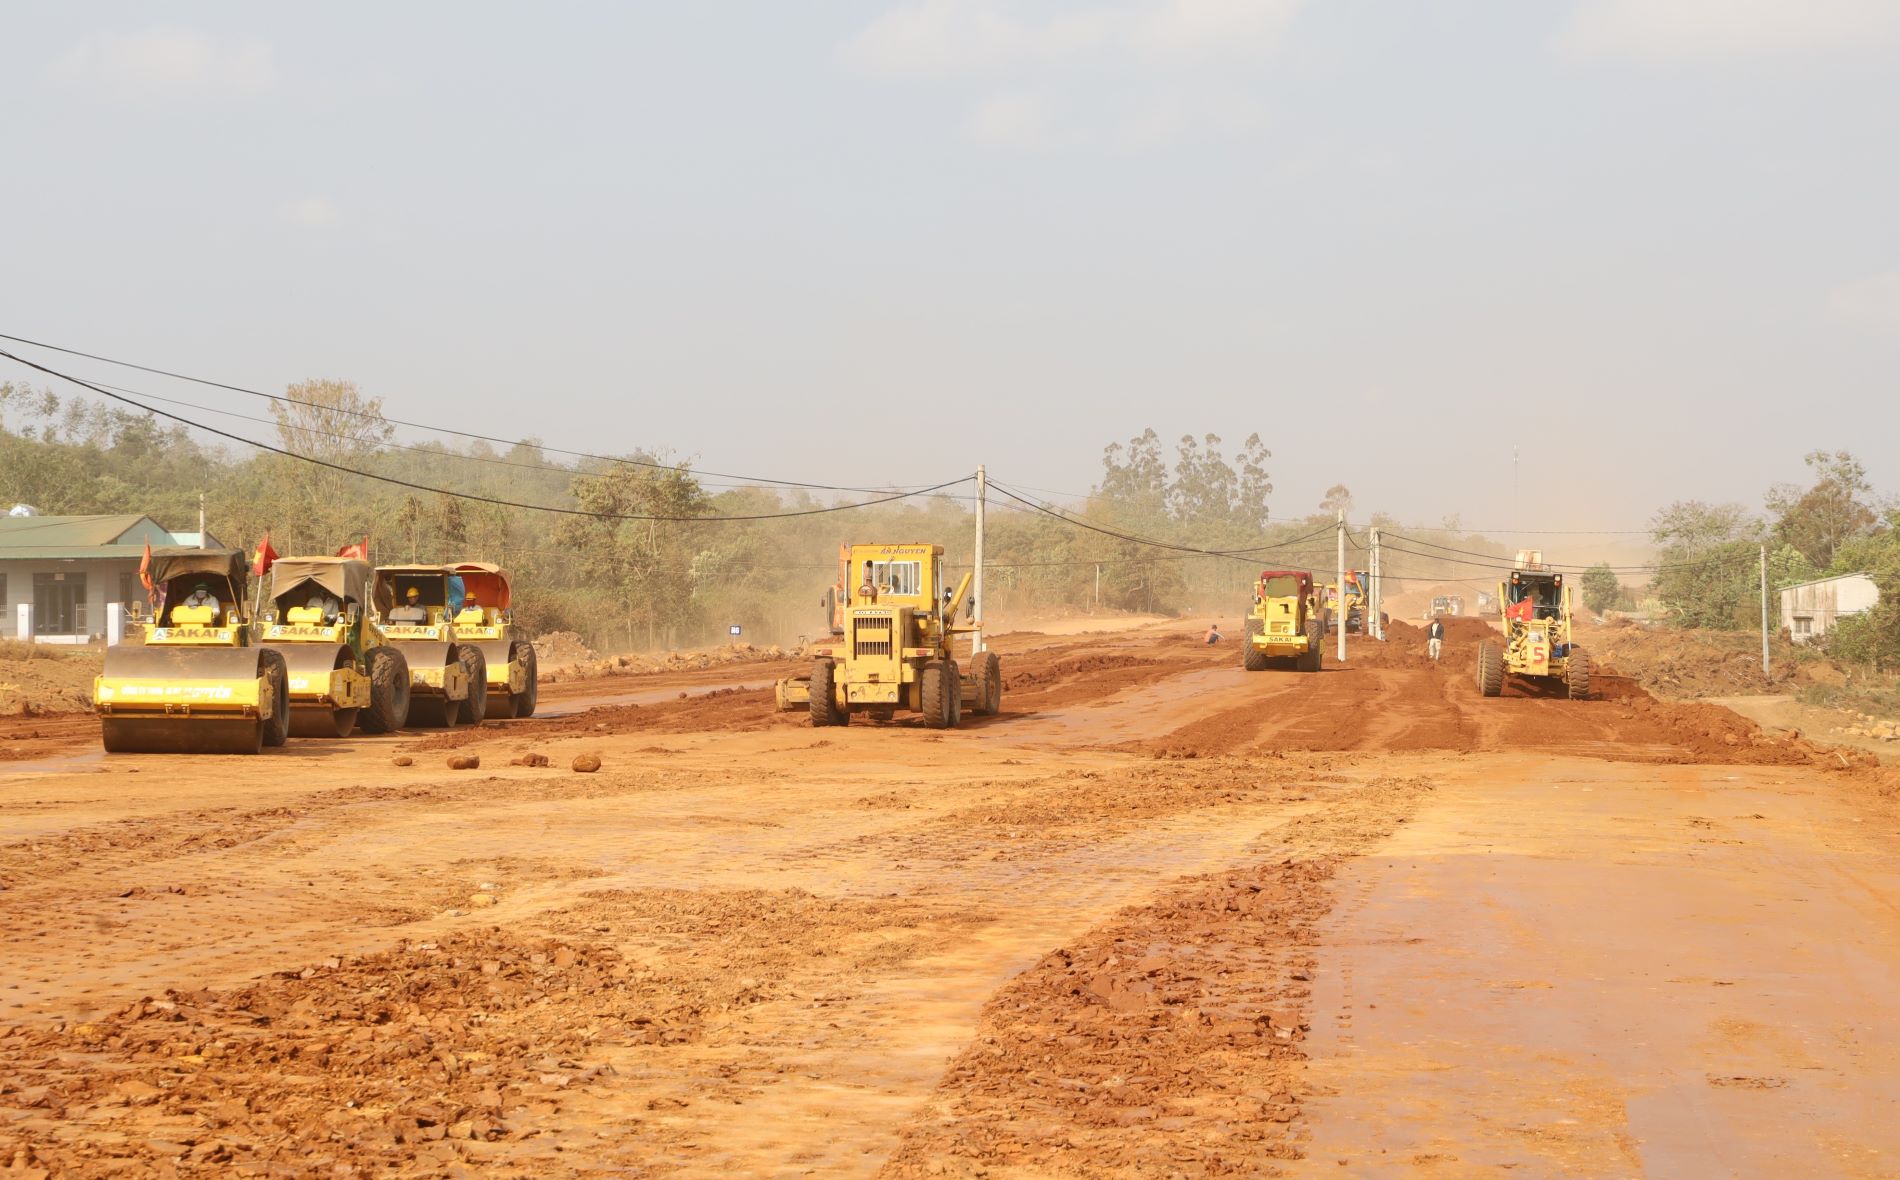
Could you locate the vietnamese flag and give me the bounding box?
[1505,597,1534,624]
[252,532,278,577]
[335,536,369,561]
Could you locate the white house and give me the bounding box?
[1779,572,1879,644]
[0,514,217,642]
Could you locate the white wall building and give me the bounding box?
[1779,572,1879,644]
[0,515,214,642]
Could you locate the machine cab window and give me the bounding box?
[863,559,922,599]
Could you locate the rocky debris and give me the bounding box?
[509,752,551,767]
[571,753,601,773]
[392,755,414,767]
[530,630,594,664]
[1831,713,1900,741]
[447,754,480,770]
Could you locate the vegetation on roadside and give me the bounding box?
[1648,451,1900,669]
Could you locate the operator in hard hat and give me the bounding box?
[389,586,428,624]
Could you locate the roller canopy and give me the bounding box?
[270,557,370,605]
[450,562,511,608]
[150,547,249,602]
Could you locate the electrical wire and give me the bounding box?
[989,480,1337,562]
[0,331,954,495]
[0,347,974,523]
[1379,537,1759,577]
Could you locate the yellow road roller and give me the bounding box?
[448,562,538,719]
[258,557,411,737]
[371,564,485,728]
[93,548,289,754]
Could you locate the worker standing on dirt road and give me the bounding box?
[1427,617,1445,662]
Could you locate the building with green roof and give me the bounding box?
[1,512,215,641]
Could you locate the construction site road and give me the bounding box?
[2,617,1897,1178]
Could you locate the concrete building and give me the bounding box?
[0,514,212,642]
[1779,572,1879,644]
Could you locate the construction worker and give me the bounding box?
[181,581,220,616]
[389,586,427,624]
[1204,622,1223,646]
[1427,616,1445,661]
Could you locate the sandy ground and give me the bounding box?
[2,618,1897,1177]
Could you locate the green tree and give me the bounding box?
[1580,564,1622,614]
[1649,500,1761,628]
[1766,450,1876,569]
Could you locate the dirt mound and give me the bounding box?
[882,774,1433,1177]
[0,642,99,717]
[406,686,784,751]
[530,630,594,663]
[1582,622,1810,699]
[540,641,797,685]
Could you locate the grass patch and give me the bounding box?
[0,639,79,662]
[1796,677,1900,721]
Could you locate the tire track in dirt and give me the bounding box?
[879,773,1437,1179]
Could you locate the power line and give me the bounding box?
[0,348,974,523]
[1379,537,1759,577]
[989,481,1338,564]
[0,330,952,495]
[62,373,799,492]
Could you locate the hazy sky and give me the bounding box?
[4,1,1897,538]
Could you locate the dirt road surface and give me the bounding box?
[3,619,1897,1177]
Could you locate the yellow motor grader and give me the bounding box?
[258,557,410,737]
[1243,569,1324,673]
[447,562,538,719]
[371,564,486,727]
[777,542,1000,728]
[1476,558,1591,700]
[93,548,290,754]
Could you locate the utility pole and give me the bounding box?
[1336,509,1347,663]
[1094,563,1101,611]
[972,464,987,657]
[1760,543,1770,678]
[1369,526,1382,641]
[198,492,206,549]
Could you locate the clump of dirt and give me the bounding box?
[0,643,99,716]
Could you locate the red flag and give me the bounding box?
[335,536,369,561]
[138,539,154,598]
[1505,597,1534,623]
[252,532,278,576]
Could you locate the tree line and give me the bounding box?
[1,381,1541,651]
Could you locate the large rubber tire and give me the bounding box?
[945,660,962,728]
[1243,619,1270,671]
[512,642,539,718]
[1477,641,1504,698]
[921,661,951,729]
[1566,647,1592,701]
[810,660,847,727]
[456,646,488,726]
[259,650,291,748]
[1300,618,1324,673]
[359,647,410,734]
[970,650,1002,715]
